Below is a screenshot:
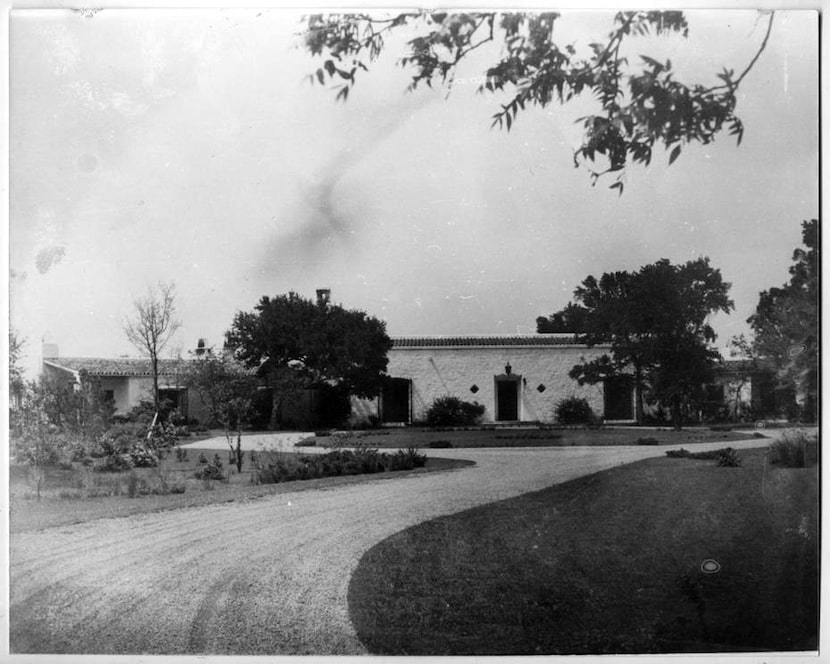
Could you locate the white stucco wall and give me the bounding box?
[98,377,131,413]
[385,344,609,423]
[127,377,154,409]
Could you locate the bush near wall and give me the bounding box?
[555,396,597,425]
[425,396,485,427]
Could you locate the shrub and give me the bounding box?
[198,451,209,464]
[127,445,159,468]
[426,396,485,427]
[100,423,145,452]
[555,396,596,425]
[429,440,453,448]
[175,446,188,462]
[768,431,818,468]
[254,447,427,484]
[665,448,691,459]
[11,433,62,466]
[636,437,660,446]
[194,458,224,481]
[93,454,133,473]
[716,447,742,467]
[666,447,741,464]
[389,447,427,471]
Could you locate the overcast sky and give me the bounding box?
[9,8,818,376]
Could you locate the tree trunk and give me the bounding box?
[270,390,282,430]
[224,424,233,472]
[235,433,243,473]
[634,364,645,424]
[671,395,682,430]
[152,354,160,414]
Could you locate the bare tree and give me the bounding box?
[124,282,181,414]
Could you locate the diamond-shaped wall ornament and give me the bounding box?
[537,384,546,393]
[470,384,479,394]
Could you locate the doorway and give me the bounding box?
[495,376,521,421]
[381,377,411,423]
[604,376,634,420]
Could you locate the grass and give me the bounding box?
[9,448,473,533]
[348,447,818,655]
[311,426,756,449]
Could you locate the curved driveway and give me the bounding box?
[10,435,773,655]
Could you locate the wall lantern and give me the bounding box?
[505,362,512,375]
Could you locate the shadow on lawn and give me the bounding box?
[348,447,817,655]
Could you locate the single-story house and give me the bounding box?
[42,336,779,429]
[352,335,780,426]
[42,354,209,422]
[352,334,636,425]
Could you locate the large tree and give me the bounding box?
[225,292,392,428]
[124,281,182,415]
[748,219,818,421]
[561,258,733,428]
[302,11,773,191]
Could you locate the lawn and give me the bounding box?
[9,448,473,533]
[348,446,818,654]
[309,426,761,449]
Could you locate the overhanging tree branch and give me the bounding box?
[302,10,775,188]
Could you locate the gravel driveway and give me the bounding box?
[10,434,773,655]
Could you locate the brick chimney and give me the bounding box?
[316,288,331,307]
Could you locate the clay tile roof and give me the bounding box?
[43,357,187,377]
[391,334,587,348]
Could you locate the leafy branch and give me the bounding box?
[301,11,775,189]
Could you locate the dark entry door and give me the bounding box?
[604,376,633,420]
[497,380,519,421]
[382,378,411,423]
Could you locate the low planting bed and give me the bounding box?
[253,447,427,484]
[9,447,472,533]
[348,446,817,655]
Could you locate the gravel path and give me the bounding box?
[10,434,774,655]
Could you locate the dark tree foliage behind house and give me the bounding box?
[748,219,818,421]
[536,302,590,334]
[551,257,732,428]
[225,292,392,428]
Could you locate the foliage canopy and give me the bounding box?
[748,219,818,419]
[303,10,773,190]
[225,292,392,426]
[548,257,733,428]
